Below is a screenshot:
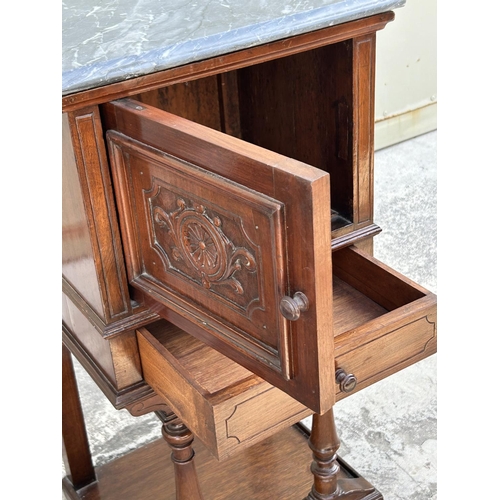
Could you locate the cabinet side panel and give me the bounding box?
[62,113,104,317]
[62,293,116,386]
[64,107,133,323]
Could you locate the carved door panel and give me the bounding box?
[103,98,335,414]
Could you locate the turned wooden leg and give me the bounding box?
[304,408,340,499]
[162,417,204,500]
[62,342,96,492]
[305,408,376,500]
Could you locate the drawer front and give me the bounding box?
[137,321,310,460]
[104,98,335,414]
[332,246,437,399]
[335,310,436,399]
[221,387,310,447]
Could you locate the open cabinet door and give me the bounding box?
[103,98,335,414]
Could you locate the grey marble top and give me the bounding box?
[62,0,405,96]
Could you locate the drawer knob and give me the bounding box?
[279,292,309,321]
[335,368,357,393]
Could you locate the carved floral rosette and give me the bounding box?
[147,184,258,305]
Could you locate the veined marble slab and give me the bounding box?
[62,0,405,95]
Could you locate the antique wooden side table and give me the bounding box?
[62,1,436,498]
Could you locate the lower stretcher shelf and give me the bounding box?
[62,425,382,500]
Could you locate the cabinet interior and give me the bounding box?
[133,41,355,235]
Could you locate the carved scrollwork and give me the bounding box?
[152,197,256,295]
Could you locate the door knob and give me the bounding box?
[335,368,357,393]
[279,292,309,321]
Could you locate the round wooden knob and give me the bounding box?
[279,292,309,321]
[335,368,357,393]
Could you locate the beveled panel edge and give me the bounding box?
[110,131,285,332]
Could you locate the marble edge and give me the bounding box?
[62,0,405,96]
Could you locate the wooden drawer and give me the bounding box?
[135,246,435,460]
[137,320,311,460]
[332,246,437,399]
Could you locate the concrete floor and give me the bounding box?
[64,130,437,499]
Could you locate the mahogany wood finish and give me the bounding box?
[331,246,437,400]
[137,320,310,460]
[305,410,377,500]
[126,393,174,418]
[62,10,437,500]
[63,105,160,407]
[62,108,132,324]
[136,75,223,132]
[62,11,400,413]
[62,323,154,410]
[162,417,204,500]
[62,343,96,492]
[104,98,335,414]
[114,37,381,251]
[235,36,380,248]
[306,409,343,499]
[62,425,381,500]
